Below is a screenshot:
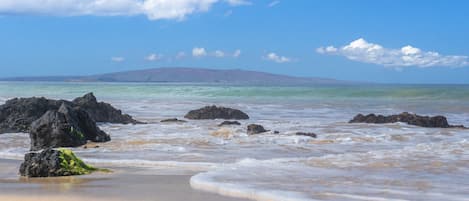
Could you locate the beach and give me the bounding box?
[0,82,468,201]
[0,159,247,201]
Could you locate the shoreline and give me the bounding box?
[0,159,248,201]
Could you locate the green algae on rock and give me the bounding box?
[58,148,97,175]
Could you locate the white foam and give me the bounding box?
[83,158,218,171]
[191,172,315,201]
[0,150,24,160]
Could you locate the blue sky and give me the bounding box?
[1,0,469,84]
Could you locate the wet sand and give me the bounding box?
[0,159,248,201]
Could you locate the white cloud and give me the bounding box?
[233,49,241,58]
[111,57,125,62]
[142,0,217,20]
[192,47,207,57]
[191,48,241,58]
[268,1,280,7]
[145,53,162,61]
[225,0,252,6]
[317,38,469,68]
[0,0,249,21]
[214,50,225,57]
[264,52,291,63]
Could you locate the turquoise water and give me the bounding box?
[1,81,468,201]
[1,81,469,101]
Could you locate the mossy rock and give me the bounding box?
[20,148,110,177]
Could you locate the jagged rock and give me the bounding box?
[184,106,249,120]
[19,148,98,177]
[29,103,110,151]
[349,112,464,128]
[160,118,187,123]
[0,93,140,134]
[0,97,62,133]
[295,132,317,138]
[73,93,140,124]
[247,124,268,135]
[218,121,241,126]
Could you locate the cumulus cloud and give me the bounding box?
[145,53,162,61]
[191,47,241,58]
[111,57,125,62]
[268,1,280,7]
[317,38,469,68]
[192,47,207,57]
[264,52,292,63]
[0,0,250,21]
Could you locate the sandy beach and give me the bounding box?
[0,159,248,201]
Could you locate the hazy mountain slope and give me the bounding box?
[1,67,350,85]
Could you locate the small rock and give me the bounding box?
[218,121,241,126]
[160,118,187,123]
[184,105,249,120]
[247,124,268,135]
[273,131,280,134]
[295,132,317,138]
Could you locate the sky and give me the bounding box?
[1,0,469,84]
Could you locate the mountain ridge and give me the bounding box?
[0,67,352,85]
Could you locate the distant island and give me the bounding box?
[0,67,351,85]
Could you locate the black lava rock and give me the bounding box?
[247,124,268,135]
[184,106,249,120]
[29,103,110,151]
[348,112,464,128]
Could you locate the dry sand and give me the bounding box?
[0,159,248,201]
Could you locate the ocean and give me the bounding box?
[0,81,468,201]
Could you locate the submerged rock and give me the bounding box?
[0,92,140,134]
[29,103,110,151]
[73,93,140,124]
[247,124,268,135]
[218,121,241,126]
[19,148,99,177]
[184,106,249,120]
[160,118,187,123]
[349,112,464,128]
[295,132,317,138]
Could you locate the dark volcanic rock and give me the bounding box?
[20,148,64,177]
[73,93,140,124]
[20,148,98,177]
[0,97,62,133]
[349,112,463,128]
[0,92,140,134]
[247,124,268,135]
[218,121,241,126]
[160,118,187,123]
[184,106,249,120]
[295,132,317,138]
[29,103,110,151]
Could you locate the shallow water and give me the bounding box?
[0,82,468,201]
